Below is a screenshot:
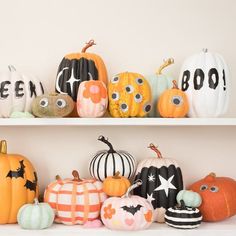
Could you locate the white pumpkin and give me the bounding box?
[0,65,45,117]
[178,49,230,117]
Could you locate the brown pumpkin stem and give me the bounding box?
[156,58,174,75]
[113,171,121,179]
[148,143,162,158]
[0,140,7,154]
[98,135,116,153]
[81,39,96,53]
[56,175,62,181]
[172,80,179,89]
[209,172,216,177]
[8,65,16,72]
[72,170,82,182]
[180,200,186,210]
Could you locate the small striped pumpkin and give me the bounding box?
[89,136,136,181]
[165,200,202,229]
[44,171,107,225]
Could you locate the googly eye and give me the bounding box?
[143,103,152,113]
[56,99,67,108]
[111,92,120,101]
[171,96,183,106]
[134,93,143,103]
[136,78,144,85]
[39,98,48,108]
[200,185,208,191]
[125,85,134,94]
[111,76,119,84]
[210,186,219,193]
[120,103,128,112]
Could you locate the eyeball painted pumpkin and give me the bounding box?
[0,140,39,224]
[178,49,230,117]
[31,93,74,117]
[189,173,236,222]
[101,181,154,230]
[0,65,45,118]
[17,198,54,230]
[146,58,175,117]
[77,79,108,117]
[158,80,189,118]
[108,72,152,117]
[176,190,202,208]
[103,171,131,197]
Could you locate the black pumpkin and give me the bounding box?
[165,200,202,229]
[55,40,108,102]
[133,144,183,223]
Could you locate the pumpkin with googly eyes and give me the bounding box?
[31,93,74,117]
[189,173,236,222]
[108,72,152,117]
[158,80,189,118]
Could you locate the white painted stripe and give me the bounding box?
[167,208,200,214]
[165,215,202,222]
[166,222,201,229]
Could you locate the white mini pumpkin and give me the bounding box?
[178,49,230,117]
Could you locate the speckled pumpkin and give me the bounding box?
[32,93,74,117]
[158,80,189,118]
[108,72,152,117]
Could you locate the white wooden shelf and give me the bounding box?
[0,118,236,126]
[0,217,235,236]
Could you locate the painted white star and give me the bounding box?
[66,67,80,91]
[146,193,155,204]
[148,173,155,182]
[154,175,176,197]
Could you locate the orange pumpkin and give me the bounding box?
[103,171,131,197]
[158,80,189,118]
[0,140,38,224]
[189,173,236,222]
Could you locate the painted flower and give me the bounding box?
[83,80,107,104]
[103,204,116,219]
[144,210,153,222]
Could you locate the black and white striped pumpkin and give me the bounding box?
[165,200,202,229]
[89,136,136,181]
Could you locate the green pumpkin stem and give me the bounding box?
[0,140,7,154]
[156,58,174,75]
[72,170,82,182]
[148,143,162,158]
[172,80,179,89]
[98,135,116,153]
[180,200,187,210]
[81,39,96,53]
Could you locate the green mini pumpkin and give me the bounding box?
[177,190,202,208]
[17,198,54,230]
[32,93,74,117]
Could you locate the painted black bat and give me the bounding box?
[24,172,38,192]
[121,205,143,215]
[6,160,25,178]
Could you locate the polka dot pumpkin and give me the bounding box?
[108,72,152,117]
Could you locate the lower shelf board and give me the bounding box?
[0,216,235,236]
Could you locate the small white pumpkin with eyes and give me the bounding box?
[31,93,74,117]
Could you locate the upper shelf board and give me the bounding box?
[0,118,235,126]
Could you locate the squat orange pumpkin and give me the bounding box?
[158,80,189,118]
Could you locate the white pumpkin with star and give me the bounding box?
[133,144,184,223]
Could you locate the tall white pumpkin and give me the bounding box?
[178,49,230,117]
[0,65,45,117]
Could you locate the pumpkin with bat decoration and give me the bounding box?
[101,180,154,230]
[0,140,38,224]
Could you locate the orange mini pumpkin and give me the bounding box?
[189,173,236,222]
[0,140,38,224]
[103,171,131,197]
[158,80,189,118]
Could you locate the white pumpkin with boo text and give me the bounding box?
[178,49,230,117]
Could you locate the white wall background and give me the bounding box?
[0,0,236,193]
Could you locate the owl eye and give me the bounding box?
[111,76,119,84]
[210,186,219,193]
[171,96,183,106]
[111,92,120,101]
[143,103,152,113]
[134,93,143,103]
[125,85,134,94]
[120,103,128,112]
[200,185,208,191]
[136,78,144,85]
[56,99,67,108]
[39,98,48,108]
